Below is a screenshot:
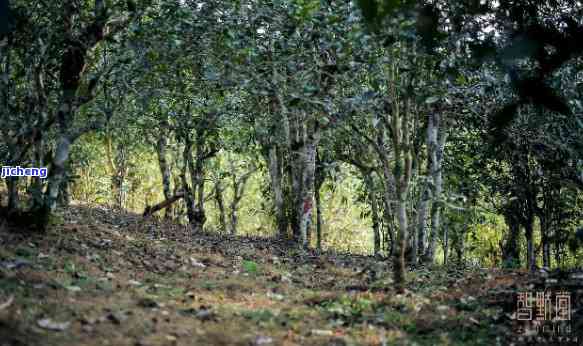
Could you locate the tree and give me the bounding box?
[0,0,148,226]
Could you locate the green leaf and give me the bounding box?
[303,85,319,95]
[425,96,439,104]
[242,260,258,274]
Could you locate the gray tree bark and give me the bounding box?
[156,128,173,220]
[502,213,521,267]
[364,172,381,256]
[181,138,197,231]
[297,125,321,247]
[315,184,323,250]
[45,0,111,213]
[267,146,288,239]
[442,223,449,265]
[423,112,448,263]
[6,178,19,211]
[415,185,430,263]
[214,178,227,233]
[389,98,414,292]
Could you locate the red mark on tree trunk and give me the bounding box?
[303,199,313,214]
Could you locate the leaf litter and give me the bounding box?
[0,204,581,345]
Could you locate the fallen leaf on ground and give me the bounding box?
[190,257,207,268]
[1,259,31,270]
[254,335,274,345]
[106,310,132,324]
[0,296,14,310]
[311,329,334,336]
[37,318,71,331]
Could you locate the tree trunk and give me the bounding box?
[525,217,536,270]
[173,176,186,222]
[111,176,122,208]
[117,155,127,209]
[229,189,238,235]
[114,142,128,209]
[393,189,409,291]
[6,177,19,212]
[416,185,430,263]
[423,113,448,263]
[181,138,198,232]
[156,129,173,220]
[284,164,297,240]
[297,126,320,247]
[58,178,70,207]
[189,136,207,234]
[45,1,109,214]
[315,183,323,251]
[443,223,449,266]
[554,242,561,268]
[416,138,432,263]
[104,135,128,210]
[502,220,521,267]
[30,138,45,211]
[540,200,550,268]
[290,146,303,242]
[267,146,288,239]
[381,188,395,256]
[539,182,559,269]
[214,179,227,233]
[364,172,381,256]
[391,147,412,292]
[46,135,72,212]
[377,140,396,256]
[542,241,550,268]
[389,96,414,292]
[143,192,184,217]
[456,226,465,266]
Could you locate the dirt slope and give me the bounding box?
[0,204,580,346]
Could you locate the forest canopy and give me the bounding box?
[0,0,582,290]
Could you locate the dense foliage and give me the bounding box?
[1,0,582,290]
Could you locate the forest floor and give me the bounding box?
[0,204,581,346]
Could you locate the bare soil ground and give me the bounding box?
[0,204,581,346]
